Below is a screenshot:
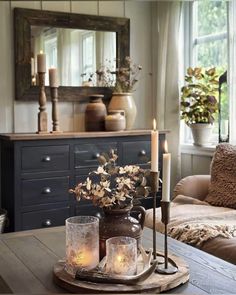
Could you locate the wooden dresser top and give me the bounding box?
[0,130,170,141]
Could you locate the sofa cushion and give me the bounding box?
[205,143,236,208]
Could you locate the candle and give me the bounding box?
[31,57,35,76]
[151,118,159,172]
[37,50,46,73]
[162,140,171,202]
[49,67,58,87]
[106,237,137,275]
[71,248,94,268]
[65,216,99,276]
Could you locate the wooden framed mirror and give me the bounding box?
[14,8,130,101]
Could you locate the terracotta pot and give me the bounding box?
[85,94,107,131]
[99,205,146,259]
[108,93,137,130]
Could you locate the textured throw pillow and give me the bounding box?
[205,143,236,208]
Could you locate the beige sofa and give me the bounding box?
[145,175,236,265]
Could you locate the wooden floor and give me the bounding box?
[0,226,236,294]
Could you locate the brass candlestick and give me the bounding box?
[37,72,48,134]
[50,87,62,133]
[156,201,178,275]
[150,171,159,261]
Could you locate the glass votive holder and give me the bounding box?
[106,236,137,275]
[65,216,99,276]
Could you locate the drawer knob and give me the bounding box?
[94,153,100,159]
[42,219,52,227]
[42,156,51,162]
[140,150,146,156]
[42,187,51,194]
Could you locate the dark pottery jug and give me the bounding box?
[99,205,146,259]
[85,94,107,131]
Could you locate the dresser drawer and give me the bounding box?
[122,141,151,165]
[22,176,70,206]
[74,142,117,168]
[22,206,70,230]
[21,145,69,172]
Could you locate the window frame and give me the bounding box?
[181,1,228,146]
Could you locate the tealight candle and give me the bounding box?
[106,236,137,275]
[65,216,99,276]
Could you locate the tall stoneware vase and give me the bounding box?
[108,93,137,130]
[99,205,146,259]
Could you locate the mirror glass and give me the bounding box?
[31,25,116,87]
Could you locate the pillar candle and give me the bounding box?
[49,67,58,87]
[37,50,46,73]
[31,57,35,76]
[162,141,171,202]
[151,118,159,172]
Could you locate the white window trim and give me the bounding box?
[181,0,228,153]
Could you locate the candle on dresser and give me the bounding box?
[162,141,171,202]
[151,118,159,172]
[49,67,58,87]
[37,50,46,73]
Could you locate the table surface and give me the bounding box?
[0,226,236,294]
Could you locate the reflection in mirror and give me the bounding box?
[31,25,116,87]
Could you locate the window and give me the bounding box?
[181,0,228,145]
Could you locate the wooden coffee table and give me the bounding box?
[0,226,236,294]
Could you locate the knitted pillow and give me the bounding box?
[205,143,236,208]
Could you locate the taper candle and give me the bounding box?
[49,67,58,87]
[151,119,159,172]
[37,50,46,73]
[162,140,171,202]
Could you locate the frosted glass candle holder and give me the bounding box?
[65,216,99,276]
[106,236,137,275]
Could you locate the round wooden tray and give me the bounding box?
[53,253,190,293]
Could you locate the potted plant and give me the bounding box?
[180,67,219,146]
[70,150,150,258]
[95,57,142,130]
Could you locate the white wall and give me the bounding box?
[0,0,153,133]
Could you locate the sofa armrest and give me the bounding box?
[173,175,211,201]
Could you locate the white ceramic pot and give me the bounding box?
[108,93,137,130]
[189,123,213,146]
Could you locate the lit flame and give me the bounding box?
[40,50,43,54]
[164,140,168,153]
[153,118,157,131]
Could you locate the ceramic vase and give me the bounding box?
[189,123,213,146]
[105,110,126,131]
[85,94,107,131]
[99,205,146,259]
[108,93,137,130]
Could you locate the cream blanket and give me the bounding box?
[144,195,236,246]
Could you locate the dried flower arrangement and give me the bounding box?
[93,57,142,93]
[70,150,151,209]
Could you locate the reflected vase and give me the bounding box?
[108,93,137,130]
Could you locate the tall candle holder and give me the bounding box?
[37,72,48,134]
[150,171,159,261]
[50,87,62,133]
[156,201,178,275]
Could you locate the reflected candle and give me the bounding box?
[37,50,46,73]
[49,67,58,87]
